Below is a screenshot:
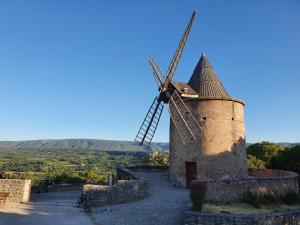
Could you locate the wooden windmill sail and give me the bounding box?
[135,11,202,146]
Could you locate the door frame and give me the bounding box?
[185,161,197,187]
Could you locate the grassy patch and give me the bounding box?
[244,191,300,208]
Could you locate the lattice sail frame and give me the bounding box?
[161,11,196,92]
[135,11,198,146]
[135,97,164,147]
[149,57,165,88]
[169,91,202,145]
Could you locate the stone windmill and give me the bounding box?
[135,11,247,187]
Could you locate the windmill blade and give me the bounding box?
[149,57,165,88]
[168,91,202,145]
[135,97,164,146]
[162,11,196,91]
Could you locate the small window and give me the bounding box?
[202,117,207,121]
[232,117,234,121]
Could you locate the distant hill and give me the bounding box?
[0,139,168,152]
[276,142,300,147]
[0,139,298,152]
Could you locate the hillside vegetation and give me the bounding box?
[0,139,298,151]
[0,139,168,151]
[247,142,300,173]
[0,148,147,186]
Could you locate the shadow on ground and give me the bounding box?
[0,191,93,225]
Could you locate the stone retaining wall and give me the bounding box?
[83,167,149,207]
[83,179,148,207]
[184,209,300,225]
[248,168,293,177]
[125,165,169,173]
[0,179,31,203]
[116,167,139,180]
[192,169,299,202]
[116,166,168,180]
[52,183,84,191]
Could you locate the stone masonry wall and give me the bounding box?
[169,99,247,188]
[249,168,292,177]
[83,167,149,207]
[116,167,139,180]
[125,165,169,173]
[184,209,300,225]
[192,169,299,202]
[0,179,31,203]
[83,180,148,207]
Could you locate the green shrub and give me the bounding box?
[271,145,300,174]
[257,192,280,205]
[244,191,280,208]
[147,151,169,166]
[244,191,260,208]
[280,192,300,205]
[244,191,300,207]
[247,142,284,167]
[53,173,85,184]
[247,155,266,169]
[190,184,207,211]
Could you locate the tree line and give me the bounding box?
[247,142,300,173]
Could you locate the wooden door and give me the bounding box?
[185,162,197,187]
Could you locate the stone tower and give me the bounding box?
[169,54,248,188]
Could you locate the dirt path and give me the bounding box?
[91,172,190,225]
[0,191,93,225]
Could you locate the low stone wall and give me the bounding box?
[83,167,150,208]
[52,183,84,191]
[249,168,293,177]
[184,209,300,225]
[83,179,148,207]
[125,165,169,173]
[0,179,31,203]
[192,169,299,202]
[116,167,139,180]
[116,166,168,180]
[31,183,84,193]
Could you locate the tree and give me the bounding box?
[271,145,300,173]
[247,142,284,167]
[148,151,169,166]
[84,169,105,184]
[247,155,266,169]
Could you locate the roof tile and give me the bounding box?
[188,54,229,98]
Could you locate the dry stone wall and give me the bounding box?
[83,167,149,207]
[116,167,139,180]
[83,180,148,207]
[124,165,168,173]
[52,183,84,191]
[184,209,300,225]
[0,179,31,203]
[192,169,299,202]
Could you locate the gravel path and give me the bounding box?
[91,172,190,225]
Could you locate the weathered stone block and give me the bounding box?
[0,179,31,203]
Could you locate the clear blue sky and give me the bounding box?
[0,0,299,143]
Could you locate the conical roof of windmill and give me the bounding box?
[188,54,230,98]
